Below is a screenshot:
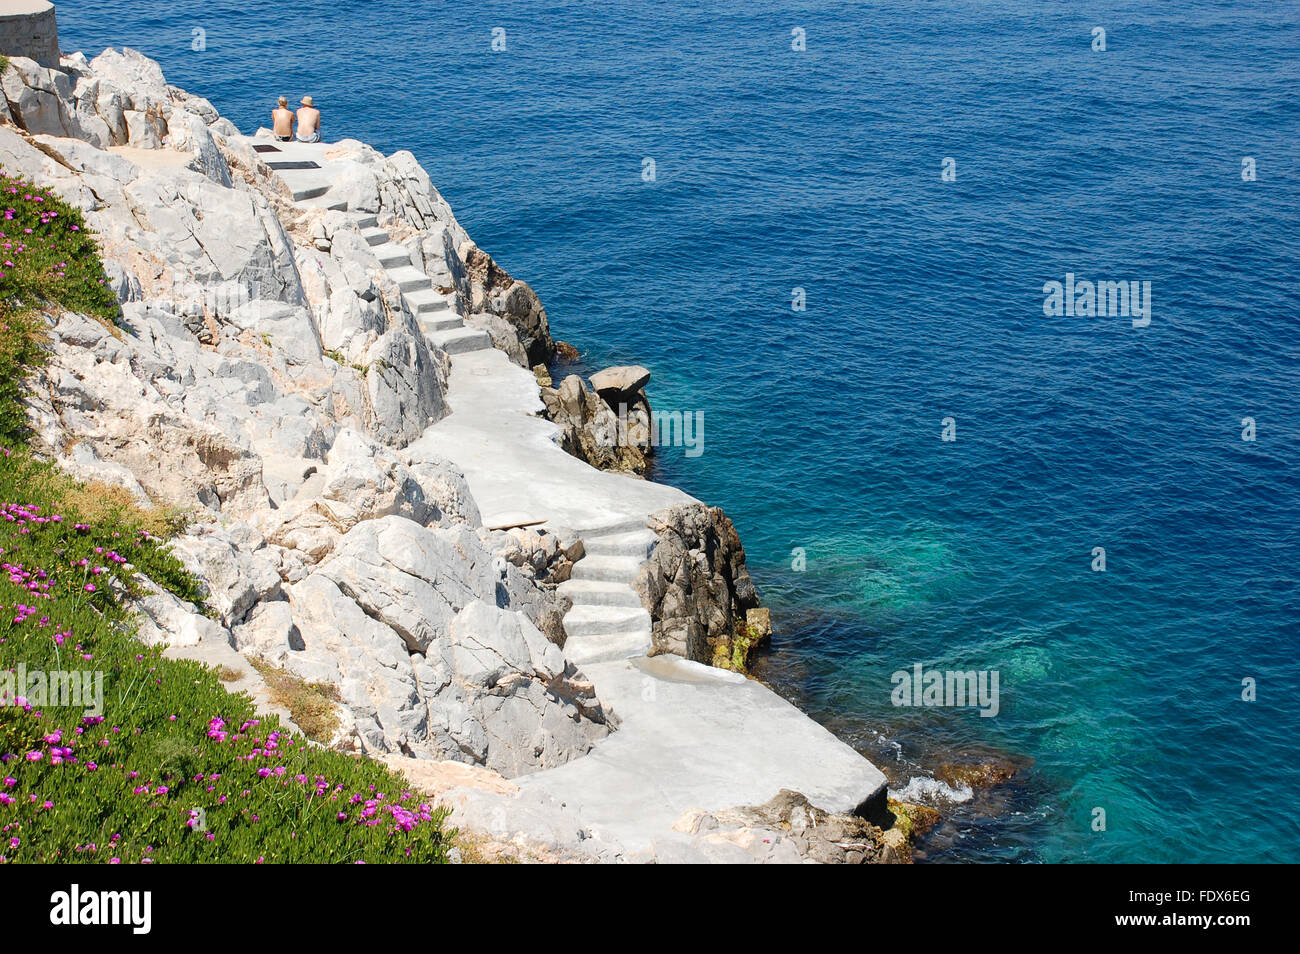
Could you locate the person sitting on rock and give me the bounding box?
[295,95,321,143]
[271,96,294,142]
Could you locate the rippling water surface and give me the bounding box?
[59,0,1300,862]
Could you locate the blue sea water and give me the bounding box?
[57,1,1299,862]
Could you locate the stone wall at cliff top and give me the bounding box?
[0,1,61,69]
[0,48,605,775]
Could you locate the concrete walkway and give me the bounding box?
[258,137,889,855]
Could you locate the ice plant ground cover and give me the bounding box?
[1,171,119,444]
[0,172,119,318]
[0,173,451,862]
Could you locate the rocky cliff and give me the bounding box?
[0,47,605,774]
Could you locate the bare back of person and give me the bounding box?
[271,107,294,139]
[296,98,321,142]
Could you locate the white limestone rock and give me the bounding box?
[0,56,86,140]
[314,516,495,653]
[1,45,641,804]
[318,428,448,526]
[260,429,480,568]
[86,48,170,105]
[362,328,449,447]
[33,309,273,519]
[169,527,283,627]
[328,159,380,213]
[164,108,232,187]
[223,300,322,365]
[231,599,302,657]
[117,173,306,307]
[133,580,231,649]
[466,311,528,367]
[590,365,651,400]
[281,575,607,773]
[379,149,472,245]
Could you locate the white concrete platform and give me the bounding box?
[516,656,888,853]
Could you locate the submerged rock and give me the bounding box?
[934,753,1021,791]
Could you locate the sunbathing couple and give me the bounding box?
[271,96,321,143]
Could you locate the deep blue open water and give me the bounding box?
[58,1,1299,862]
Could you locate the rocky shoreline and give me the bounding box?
[1,45,907,862]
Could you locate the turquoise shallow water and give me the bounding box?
[57,0,1300,861]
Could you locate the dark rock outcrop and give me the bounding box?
[539,373,652,476]
[634,503,766,668]
[461,244,555,367]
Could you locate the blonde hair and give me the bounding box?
[277,96,287,106]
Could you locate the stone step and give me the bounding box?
[577,515,652,538]
[403,288,450,314]
[428,325,492,355]
[361,226,389,247]
[352,214,378,229]
[385,265,432,293]
[283,177,332,202]
[582,529,657,559]
[558,579,643,609]
[297,194,348,212]
[373,242,413,268]
[570,554,643,584]
[418,313,465,333]
[562,630,650,667]
[563,604,650,640]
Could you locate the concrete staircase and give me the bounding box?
[356,216,491,355]
[559,517,658,666]
[262,141,490,356]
